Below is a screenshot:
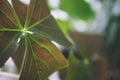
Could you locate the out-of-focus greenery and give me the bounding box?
[60,0,95,21]
[47,0,120,80]
[66,53,93,80]
[47,0,95,37]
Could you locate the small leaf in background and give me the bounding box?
[60,0,95,21]
[66,53,92,80]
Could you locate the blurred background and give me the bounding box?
[48,0,120,80]
[1,0,120,80]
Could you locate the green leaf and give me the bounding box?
[60,0,95,20]
[12,0,72,46]
[66,53,92,80]
[24,0,50,27]
[19,34,68,80]
[0,9,16,29]
[12,37,25,69]
[0,0,22,28]
[0,32,20,67]
[30,15,72,47]
[12,0,28,25]
[0,0,70,79]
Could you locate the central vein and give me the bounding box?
[21,28,34,36]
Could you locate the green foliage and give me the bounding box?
[66,53,93,80]
[60,0,95,21]
[0,0,71,80]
